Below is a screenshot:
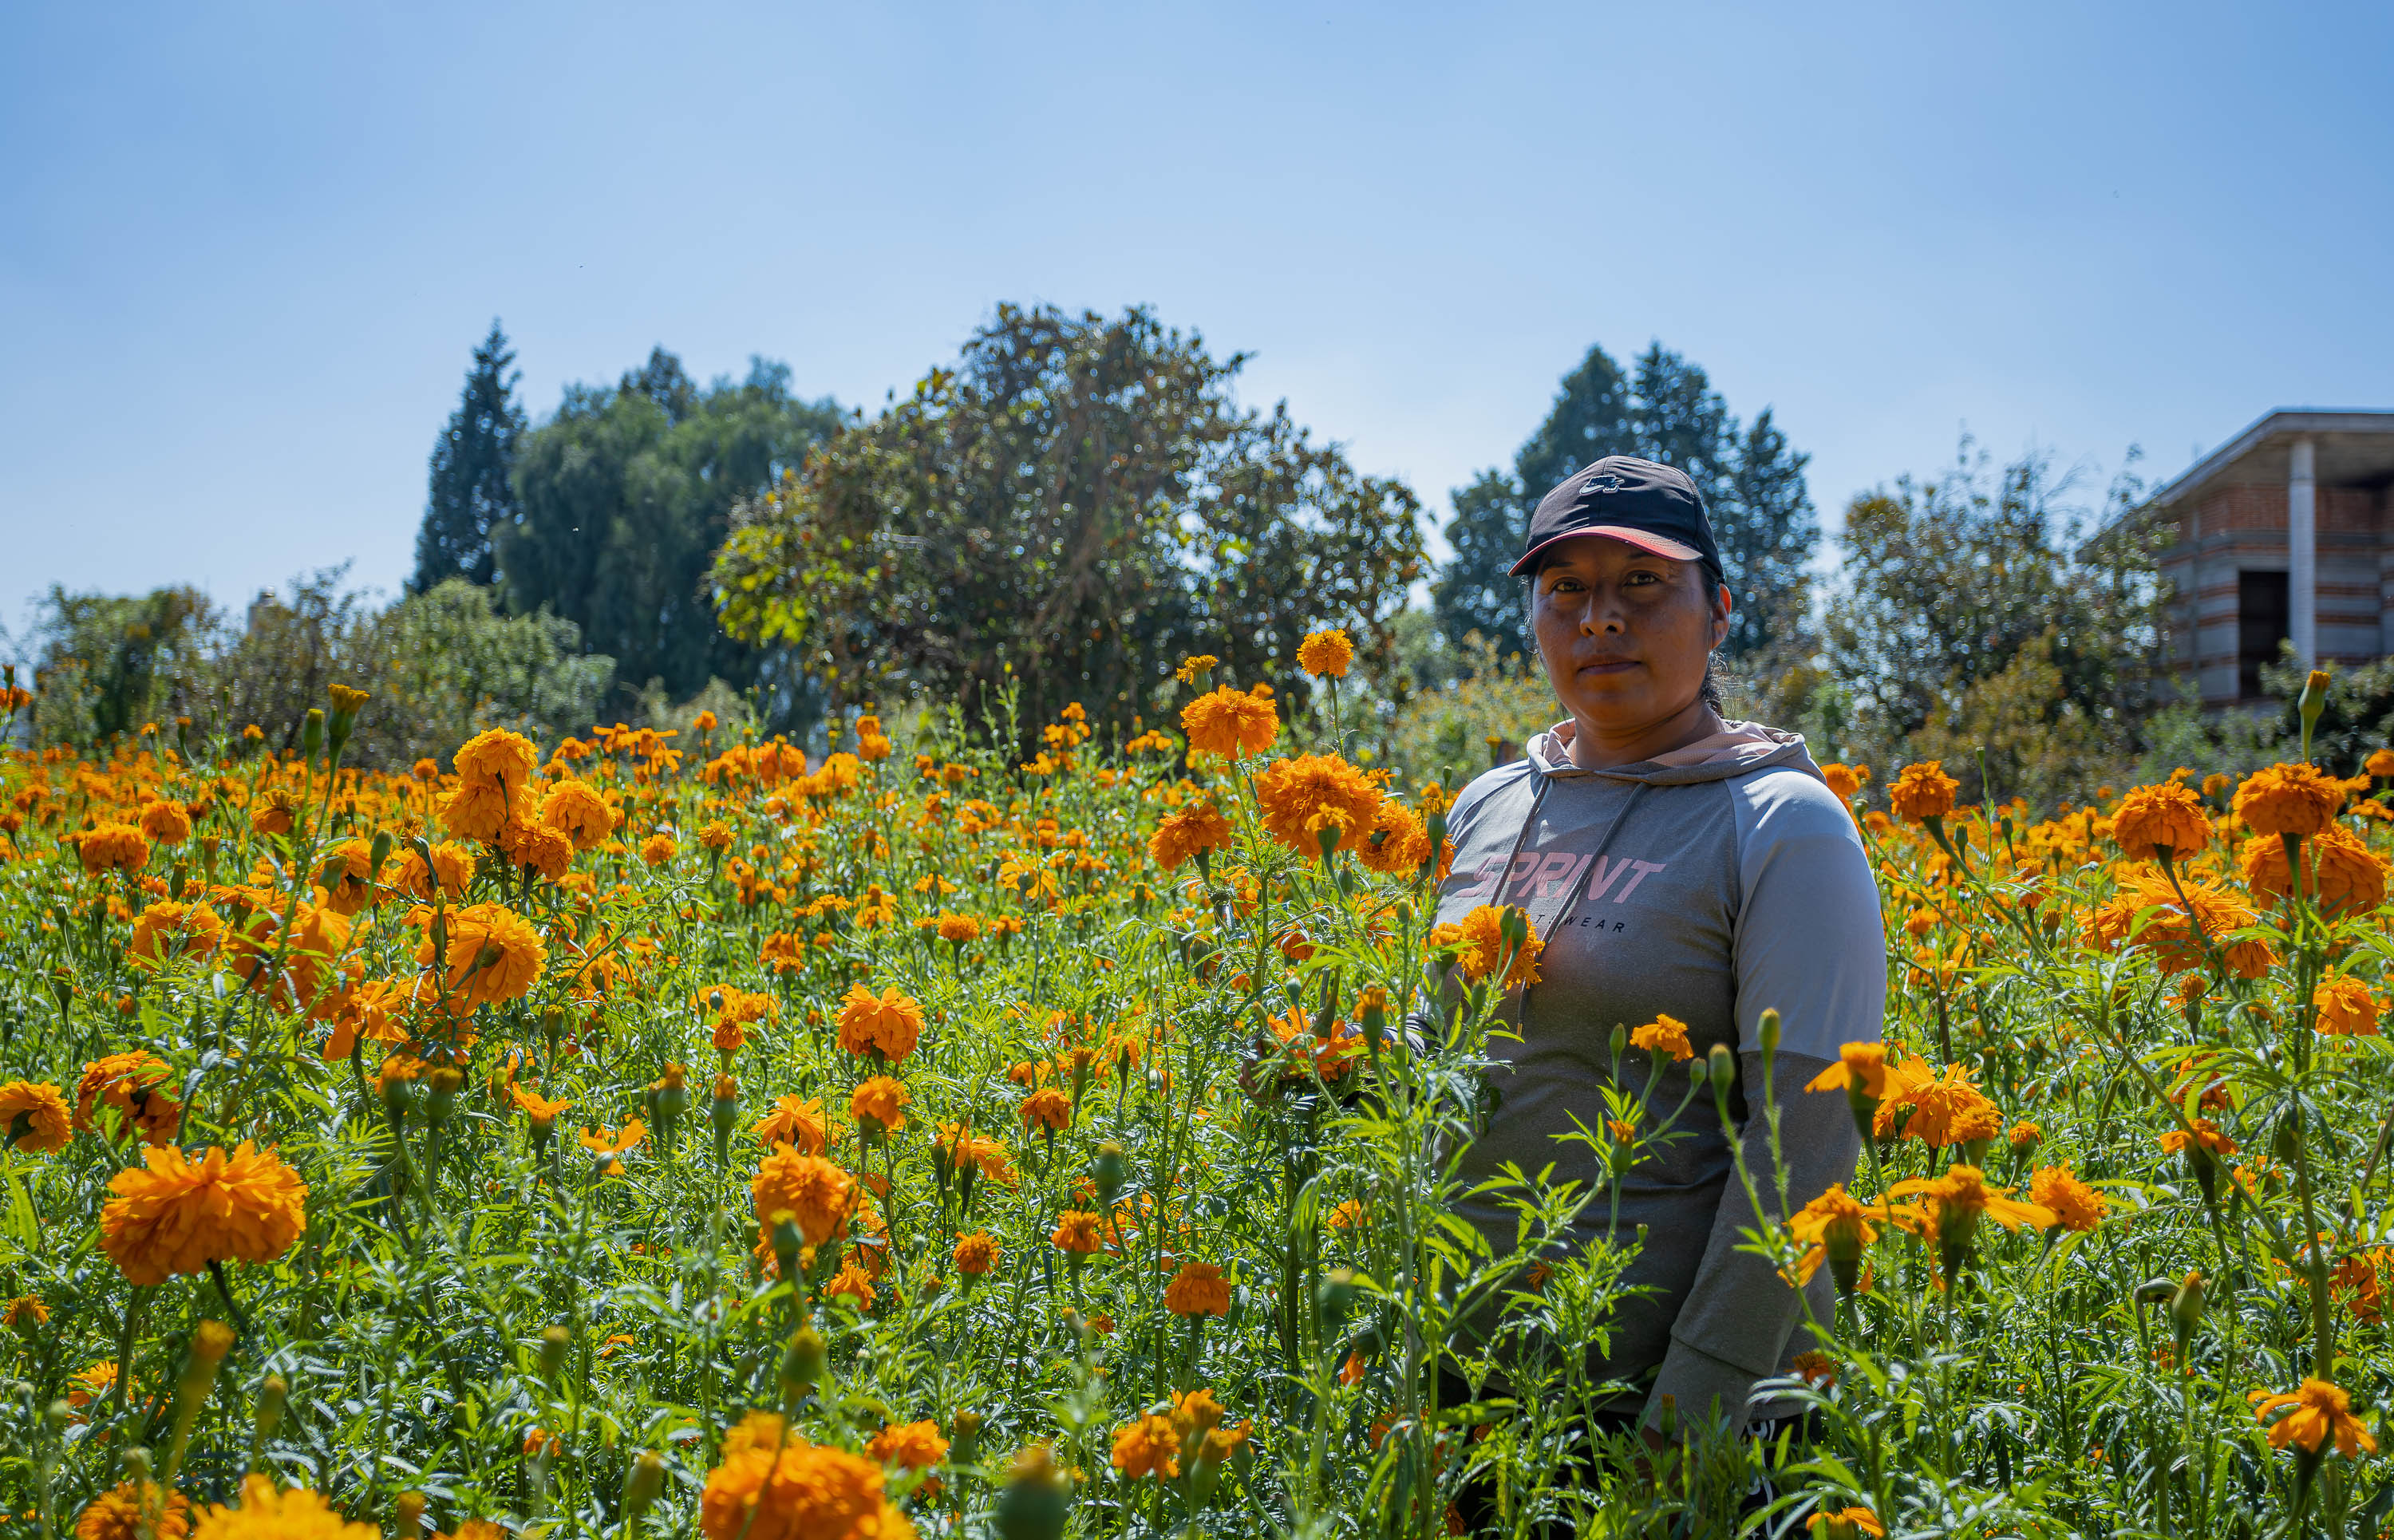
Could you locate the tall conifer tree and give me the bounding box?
[413,322,525,592]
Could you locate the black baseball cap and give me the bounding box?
[1509,455,1724,582]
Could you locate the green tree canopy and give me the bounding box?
[499,349,843,702]
[712,304,1425,736]
[413,321,525,591]
[1431,342,1818,664]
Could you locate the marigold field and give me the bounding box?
[6,659,2394,1538]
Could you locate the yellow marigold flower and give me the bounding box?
[454,728,539,792]
[954,1231,1001,1275]
[1806,1510,1885,1538]
[836,985,924,1064]
[2029,1164,2108,1232]
[867,1419,948,1475]
[498,818,573,881]
[1888,761,1959,823]
[394,841,476,900]
[77,823,152,875]
[2313,975,2382,1037]
[2234,762,2345,838]
[508,1084,574,1131]
[436,778,512,843]
[2086,871,2274,977]
[2369,748,2394,779]
[1805,1042,1891,1100]
[100,1142,309,1286]
[138,800,193,845]
[2251,1378,2378,1458]
[1357,799,1440,877]
[428,902,544,1007]
[1050,1210,1105,1254]
[0,1080,73,1153]
[1019,1086,1072,1134]
[75,1052,181,1145]
[697,1430,913,1540]
[249,789,299,837]
[1296,628,1356,678]
[1785,1182,1877,1287]
[1629,1015,1694,1063]
[754,1095,828,1156]
[1819,763,1868,804]
[2241,827,2387,917]
[1174,654,1220,685]
[640,832,678,866]
[752,1148,855,1247]
[1164,1261,1232,1317]
[935,911,981,944]
[129,900,225,966]
[1148,800,1233,871]
[1882,1163,2053,1252]
[3,1293,50,1328]
[849,1076,911,1135]
[539,778,614,851]
[1254,753,1383,857]
[1179,685,1278,760]
[76,1482,193,1540]
[1878,1061,2001,1147]
[1441,903,1543,989]
[1111,1412,1181,1479]
[2111,781,2210,862]
[2007,1119,2042,1151]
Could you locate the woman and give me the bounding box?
[1432,456,1886,1506]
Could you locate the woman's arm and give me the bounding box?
[1641,771,1886,1431]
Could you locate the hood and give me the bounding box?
[1523,717,1824,787]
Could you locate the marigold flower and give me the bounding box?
[1180,685,1278,760]
[2029,1164,2108,1232]
[455,728,539,791]
[1149,800,1234,871]
[128,900,224,966]
[850,1076,911,1135]
[1629,1015,1694,1063]
[1786,1183,1877,1288]
[498,818,574,881]
[1878,1061,2001,1147]
[1888,762,1959,823]
[539,778,614,851]
[1111,1412,1181,1479]
[249,791,298,837]
[184,1476,377,1540]
[954,1231,1001,1275]
[3,1293,50,1328]
[1357,799,1441,878]
[1805,1042,1891,1100]
[394,841,476,900]
[1806,1510,1885,1538]
[1164,1261,1232,1317]
[2234,762,2345,838]
[2111,781,2211,862]
[78,823,153,874]
[755,1095,829,1155]
[508,1084,574,1131]
[0,1080,73,1153]
[2251,1378,2378,1458]
[826,1258,876,1309]
[1438,903,1543,989]
[752,1148,855,1247]
[75,1052,182,1145]
[640,832,678,866]
[1254,753,1384,857]
[868,1419,949,1477]
[100,1141,309,1286]
[418,901,543,1008]
[1296,628,1356,678]
[139,800,193,846]
[1819,763,1868,804]
[2314,974,2383,1037]
[1050,1210,1105,1254]
[836,985,924,1064]
[76,1482,194,1540]
[698,1429,912,1540]
[2087,871,2274,977]
[224,898,353,1013]
[1020,1086,1072,1133]
[2241,827,2387,916]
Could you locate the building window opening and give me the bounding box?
[2238,569,2289,700]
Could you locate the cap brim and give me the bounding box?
[1508,525,1705,576]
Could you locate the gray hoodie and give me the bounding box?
[1433,718,1886,1427]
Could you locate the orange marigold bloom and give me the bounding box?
[1785,1182,1877,1286]
[138,800,193,846]
[1296,628,1356,678]
[2111,782,2211,862]
[2086,871,2274,977]
[1629,1015,1693,1063]
[826,1258,876,1309]
[78,823,152,874]
[1050,1210,1105,1254]
[752,1148,855,1246]
[867,1420,949,1475]
[836,985,924,1064]
[1179,685,1278,760]
[1020,1086,1073,1133]
[224,897,353,1013]
[422,902,544,1008]
[1819,763,1869,804]
[249,790,298,837]
[129,899,225,966]
[75,1052,182,1145]
[498,818,574,881]
[1804,1041,1891,1100]
[1888,761,1959,823]
[1441,903,1543,989]
[1806,1510,1886,1538]
[935,912,981,944]
[1878,1061,2001,1147]
[640,833,679,866]
[2029,1164,2108,1232]
[187,1478,376,1540]
[2314,974,2383,1037]
[454,728,539,792]
[1164,1261,1231,1317]
[1254,752,1384,856]
[76,1481,194,1540]
[2234,762,2345,838]
[954,1231,1001,1275]
[539,778,614,851]
[0,1080,73,1153]
[437,779,513,843]
[394,841,476,900]
[850,1076,911,1135]
[754,1095,829,1156]
[2241,827,2388,917]
[697,1426,915,1540]
[2159,1117,2238,1159]
[2251,1378,2378,1459]
[100,1142,308,1286]
[1148,800,1234,871]
[1111,1412,1181,1479]
[1357,799,1440,878]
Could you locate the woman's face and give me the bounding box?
[1529,536,1728,736]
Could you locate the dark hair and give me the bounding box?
[1519,567,1728,712]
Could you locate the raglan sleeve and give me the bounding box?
[1641,770,1887,1431]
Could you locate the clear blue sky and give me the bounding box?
[5,1,2389,631]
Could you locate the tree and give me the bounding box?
[499,350,843,703]
[413,322,525,591]
[712,304,1424,740]
[1431,340,1818,665]
[28,585,218,744]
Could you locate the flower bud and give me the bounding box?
[369,830,393,882]
[425,1068,464,1127]
[994,1443,1071,1540]
[1757,1007,1780,1060]
[1092,1142,1128,1210]
[623,1451,666,1517]
[1707,1043,1736,1100]
[395,1491,426,1538]
[1318,1267,1360,1326]
[950,1409,983,1468]
[301,708,324,762]
[2168,1271,2206,1336]
[539,1325,571,1385]
[780,1325,828,1399]
[254,1373,287,1441]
